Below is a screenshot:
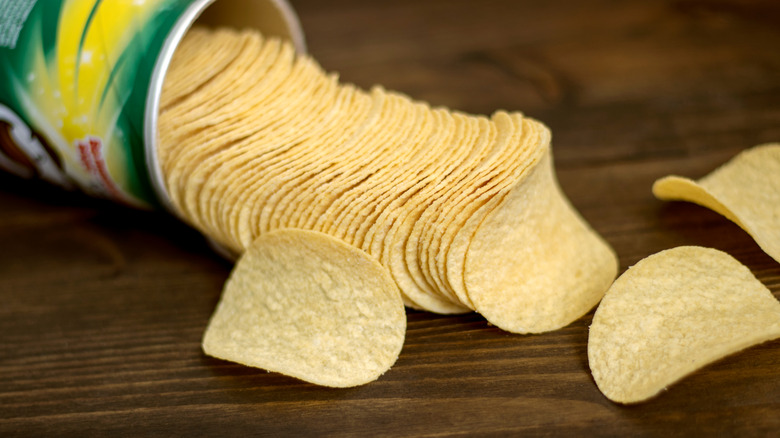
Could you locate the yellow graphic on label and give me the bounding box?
[18,0,166,205]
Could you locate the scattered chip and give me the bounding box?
[653,143,780,263]
[588,246,780,404]
[202,228,406,387]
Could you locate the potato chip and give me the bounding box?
[383,112,477,313]
[405,113,484,303]
[588,246,780,404]
[185,55,333,240]
[415,115,493,299]
[218,80,357,251]
[653,143,780,263]
[357,108,460,310]
[194,60,338,247]
[315,92,422,240]
[242,85,374,246]
[295,89,413,234]
[160,27,619,336]
[162,35,292,217]
[202,229,406,387]
[330,99,434,249]
[464,147,618,333]
[159,28,242,113]
[212,83,367,251]
[442,113,542,306]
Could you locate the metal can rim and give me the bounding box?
[143,0,307,218]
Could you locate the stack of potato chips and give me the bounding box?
[158,27,618,386]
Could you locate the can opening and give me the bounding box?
[145,0,306,216]
[196,0,306,53]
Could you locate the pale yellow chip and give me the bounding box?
[444,113,542,307]
[464,147,618,333]
[383,111,475,313]
[240,84,374,247]
[316,91,420,240]
[405,112,483,304]
[588,246,780,404]
[653,143,780,264]
[161,27,619,333]
[294,87,410,234]
[202,229,406,387]
[331,98,434,249]
[159,28,243,113]
[185,57,327,225]
[161,33,291,216]
[217,81,359,252]
[192,57,338,248]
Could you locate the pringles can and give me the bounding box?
[0,0,305,212]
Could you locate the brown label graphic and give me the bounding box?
[0,104,72,188]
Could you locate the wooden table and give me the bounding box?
[2,0,779,435]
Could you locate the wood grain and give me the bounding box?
[2,0,780,435]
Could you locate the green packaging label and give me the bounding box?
[0,0,305,212]
[0,0,204,208]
